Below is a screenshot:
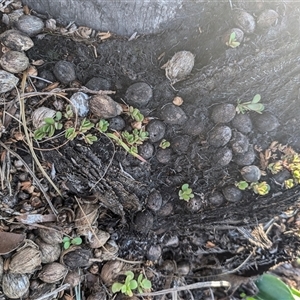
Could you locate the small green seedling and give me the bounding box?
[112,271,138,297]
[62,236,82,250]
[179,184,194,201]
[34,111,63,140]
[251,181,270,196]
[226,32,240,48]
[236,94,264,114]
[128,106,144,122]
[95,119,109,133]
[137,273,152,293]
[236,181,249,190]
[64,104,74,119]
[159,139,170,149]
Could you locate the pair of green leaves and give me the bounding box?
[226,32,240,48]
[242,273,300,300]
[112,271,152,297]
[179,183,194,201]
[236,94,265,114]
[62,236,82,250]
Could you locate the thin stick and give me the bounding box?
[35,283,70,300]
[136,281,231,297]
[0,140,58,215]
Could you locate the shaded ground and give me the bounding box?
[1,1,300,299]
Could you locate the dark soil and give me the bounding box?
[2,1,300,300]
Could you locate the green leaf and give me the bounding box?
[252,94,261,103]
[44,117,55,125]
[141,278,152,289]
[137,274,143,284]
[125,271,134,281]
[71,237,82,245]
[112,282,123,293]
[55,122,63,130]
[255,274,295,300]
[129,279,138,290]
[34,129,45,140]
[62,236,70,243]
[55,111,62,120]
[65,128,77,140]
[64,241,71,249]
[48,125,55,137]
[181,184,189,191]
[230,41,240,48]
[246,103,264,112]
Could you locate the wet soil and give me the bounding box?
[2,1,300,299]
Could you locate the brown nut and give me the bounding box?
[2,273,30,299]
[100,260,124,285]
[38,262,68,283]
[87,229,110,249]
[38,225,63,244]
[35,237,61,264]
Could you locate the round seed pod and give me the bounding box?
[9,244,41,274]
[0,51,29,73]
[186,196,202,213]
[147,190,163,212]
[125,82,153,108]
[31,106,56,129]
[252,112,279,133]
[38,262,68,283]
[233,10,256,34]
[147,244,162,261]
[147,120,166,143]
[208,191,225,206]
[89,94,122,119]
[0,70,19,93]
[162,51,194,84]
[257,9,278,29]
[223,185,243,202]
[94,239,119,261]
[213,147,232,166]
[234,145,256,166]
[38,226,63,244]
[160,104,187,125]
[211,103,236,124]
[0,29,34,51]
[53,60,76,84]
[208,125,232,147]
[15,15,44,37]
[61,247,92,269]
[100,260,124,285]
[177,261,190,276]
[64,270,81,288]
[35,238,61,264]
[231,113,253,134]
[241,165,261,182]
[222,28,244,47]
[2,273,29,299]
[230,131,249,154]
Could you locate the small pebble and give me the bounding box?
[134,210,154,234]
[182,118,205,136]
[139,142,154,160]
[241,165,261,182]
[156,148,172,164]
[147,120,166,143]
[211,103,236,124]
[70,92,90,117]
[53,61,76,84]
[160,104,187,125]
[230,131,249,154]
[0,70,19,93]
[233,10,256,34]
[15,15,44,37]
[90,95,122,118]
[108,116,125,131]
[0,29,34,51]
[147,245,162,261]
[234,145,256,166]
[257,9,279,30]
[85,77,111,91]
[0,51,29,73]
[186,196,202,213]
[147,190,163,212]
[171,135,191,153]
[222,185,243,202]
[231,113,253,134]
[177,261,190,276]
[208,125,232,147]
[213,147,233,166]
[125,82,152,108]
[157,202,174,217]
[252,112,279,133]
[208,191,225,206]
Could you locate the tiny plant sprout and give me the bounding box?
[226,32,240,48]
[137,273,152,293]
[236,94,265,114]
[112,271,138,297]
[284,179,294,189]
[268,161,283,174]
[63,236,82,250]
[159,139,170,149]
[251,181,270,196]
[236,181,249,190]
[179,184,194,201]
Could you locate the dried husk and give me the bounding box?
[32,107,56,129]
[87,229,110,249]
[38,226,63,244]
[9,243,41,274]
[64,270,82,288]
[38,262,68,283]
[0,70,19,93]
[2,273,30,299]
[61,247,92,269]
[100,260,124,285]
[162,51,194,84]
[93,239,119,261]
[0,29,34,51]
[75,203,99,236]
[257,9,279,29]
[0,50,29,73]
[29,281,57,300]
[35,238,61,264]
